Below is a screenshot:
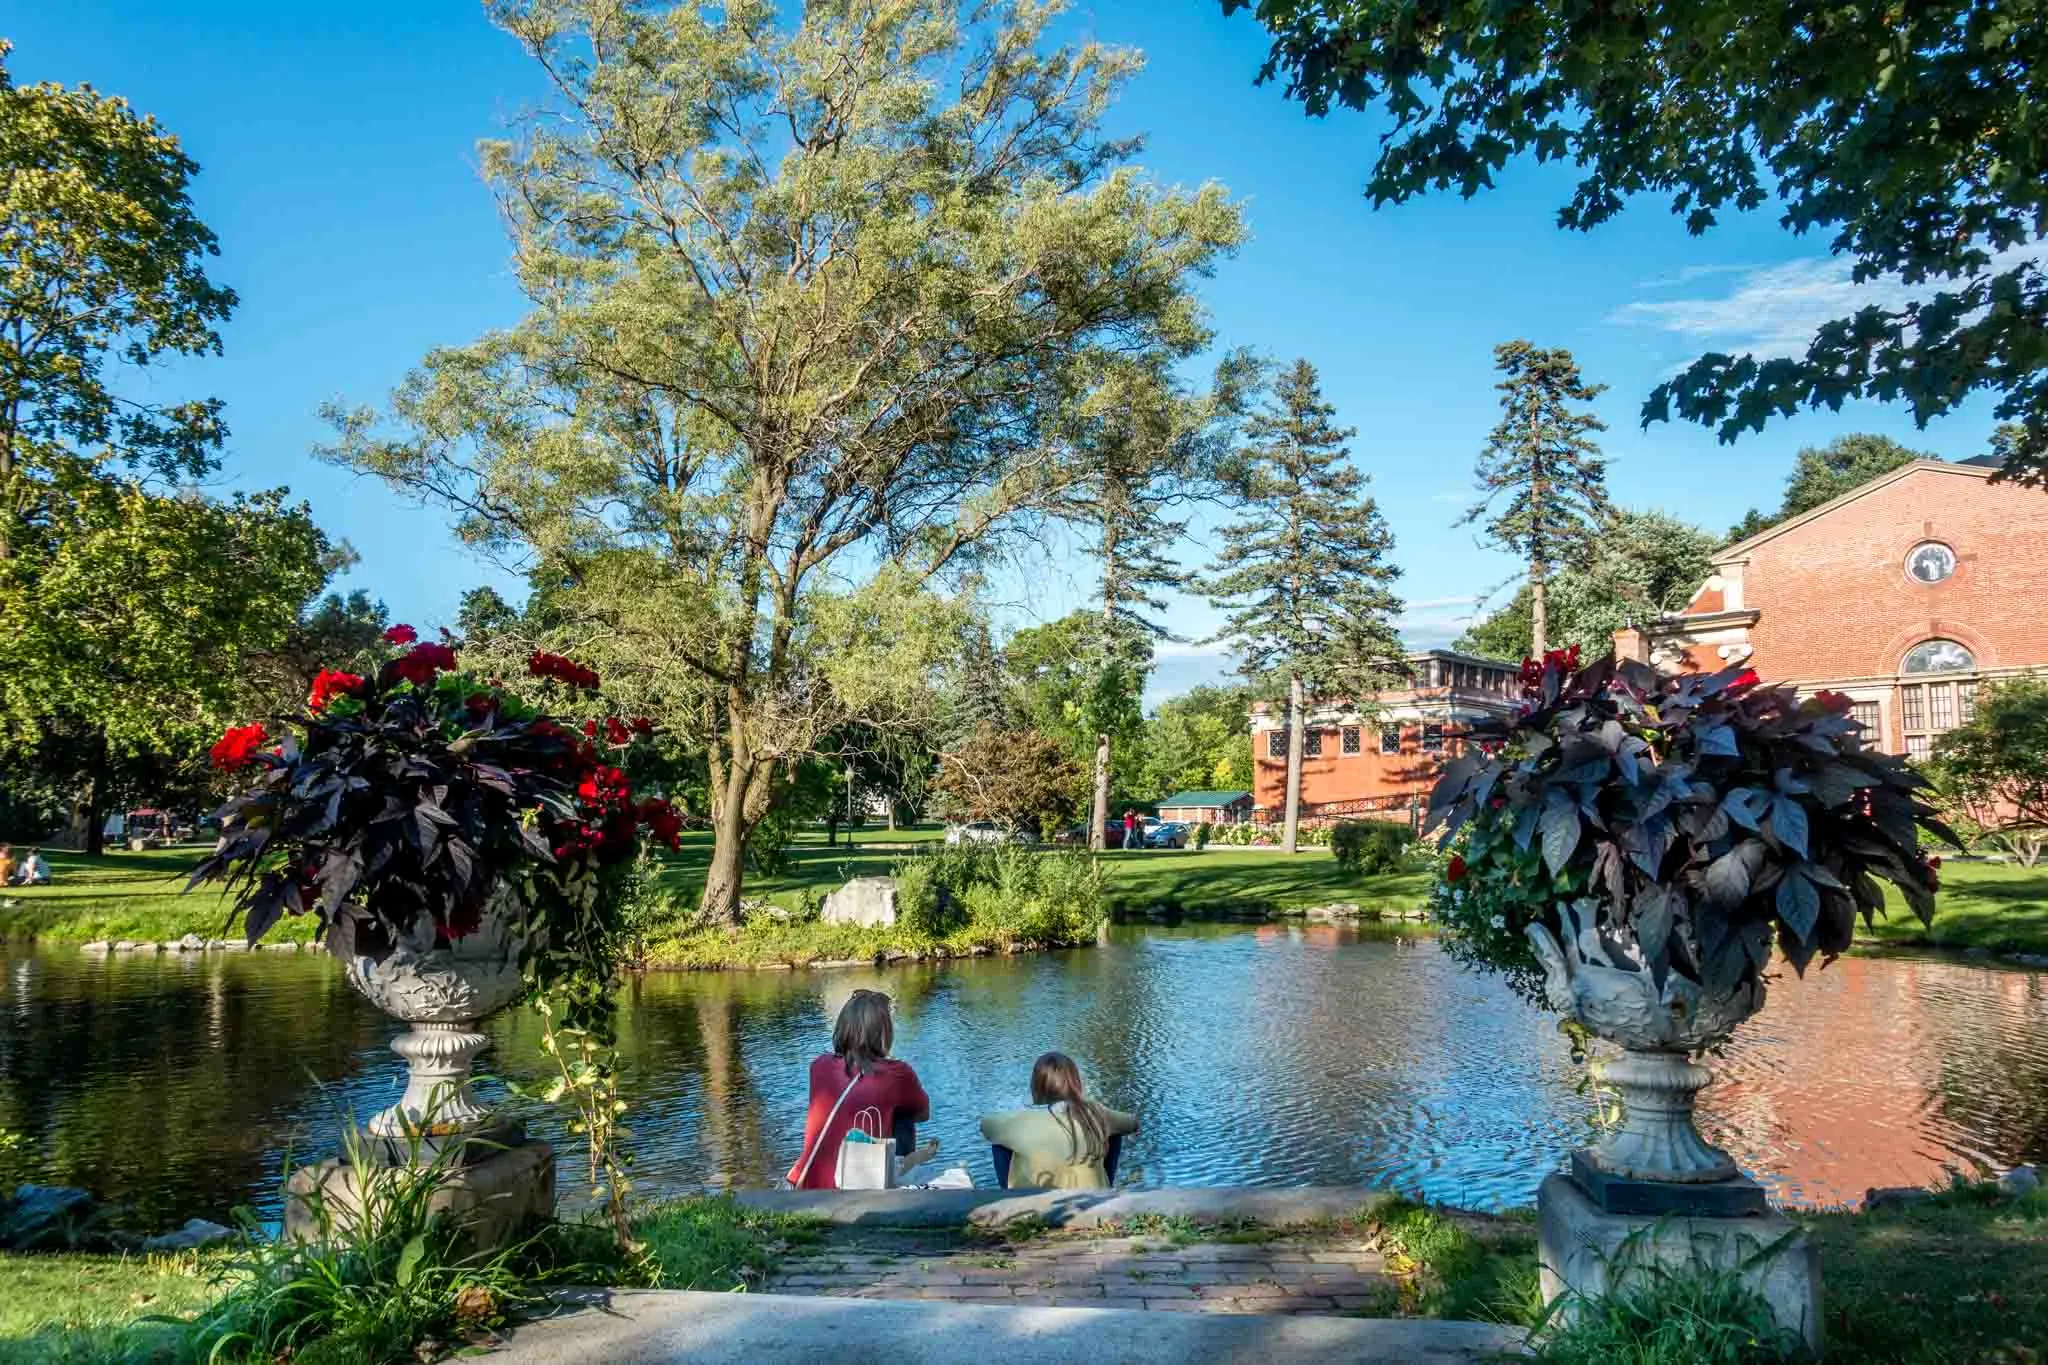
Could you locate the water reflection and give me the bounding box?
[1,930,2044,1227]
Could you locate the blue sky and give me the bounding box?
[12,2,2018,705]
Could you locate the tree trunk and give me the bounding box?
[1282,674,1305,855]
[1530,559,1548,658]
[700,795,749,926]
[1090,732,1111,852]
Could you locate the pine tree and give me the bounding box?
[1207,359,1404,853]
[1056,353,1249,848]
[1463,342,1610,658]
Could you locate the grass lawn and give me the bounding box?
[0,848,315,947]
[0,1250,222,1363]
[1856,858,2048,955]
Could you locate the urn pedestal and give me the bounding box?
[1528,917,1822,1355]
[285,897,555,1250]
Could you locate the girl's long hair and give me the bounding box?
[1031,1051,1111,1164]
[833,989,894,1077]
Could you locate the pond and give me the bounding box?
[3,924,2046,1230]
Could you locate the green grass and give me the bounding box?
[1855,858,2048,955]
[0,1195,824,1364]
[0,847,315,947]
[0,1250,223,1364]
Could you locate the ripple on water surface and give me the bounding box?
[2,926,2044,1226]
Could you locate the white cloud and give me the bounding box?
[1611,245,2048,362]
[1406,594,1483,611]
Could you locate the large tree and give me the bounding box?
[0,41,236,557]
[1463,341,1609,658]
[1049,352,1249,847]
[1207,358,1403,852]
[1723,433,1935,543]
[1137,683,1255,801]
[1225,0,2047,478]
[1458,509,1718,660]
[0,482,330,851]
[1931,676,2048,867]
[327,0,1243,924]
[0,42,332,850]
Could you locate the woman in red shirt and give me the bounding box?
[786,989,930,1189]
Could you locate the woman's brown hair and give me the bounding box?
[1031,1052,1111,1164]
[833,989,894,1076]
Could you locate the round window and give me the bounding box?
[1902,639,1974,674]
[1905,541,1956,584]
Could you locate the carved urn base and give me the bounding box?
[339,889,530,1162]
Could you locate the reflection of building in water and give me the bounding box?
[1698,956,2048,1205]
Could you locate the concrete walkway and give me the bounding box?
[485,1290,1526,1363]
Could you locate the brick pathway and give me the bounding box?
[765,1229,1403,1316]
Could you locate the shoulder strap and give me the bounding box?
[792,1066,865,1187]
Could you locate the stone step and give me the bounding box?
[484,1290,1524,1363]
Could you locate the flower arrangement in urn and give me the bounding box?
[190,628,679,1164]
[1427,647,1950,1189]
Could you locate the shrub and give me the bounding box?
[1193,822,1211,849]
[1531,1260,1802,1365]
[887,845,1103,945]
[1331,820,1415,876]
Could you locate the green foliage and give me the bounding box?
[323,0,1244,925]
[1462,342,1609,657]
[632,1196,825,1292]
[185,1130,608,1364]
[1137,684,1255,798]
[1724,434,1932,543]
[1192,821,1211,849]
[1225,0,2048,475]
[1373,1201,1541,1325]
[1331,820,1414,877]
[1207,358,1405,702]
[1531,1260,1800,1365]
[1458,509,1718,661]
[1928,675,2048,865]
[1428,652,1952,1004]
[932,724,1084,835]
[889,845,1105,946]
[1004,612,1148,808]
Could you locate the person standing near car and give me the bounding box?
[1122,810,1139,847]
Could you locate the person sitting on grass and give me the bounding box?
[786,989,931,1190]
[14,849,49,885]
[980,1052,1139,1190]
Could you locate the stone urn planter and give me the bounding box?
[339,884,531,1150]
[1527,901,1765,1195]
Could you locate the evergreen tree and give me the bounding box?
[1207,359,1404,853]
[1463,342,1610,658]
[1053,352,1250,848]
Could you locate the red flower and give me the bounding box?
[581,718,599,740]
[640,798,683,850]
[1729,668,1761,690]
[209,723,269,770]
[629,716,656,736]
[576,765,633,812]
[387,642,458,688]
[383,624,418,646]
[1447,854,1467,883]
[527,651,601,690]
[603,716,632,747]
[308,669,366,712]
[464,692,496,718]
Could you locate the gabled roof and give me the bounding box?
[1157,790,1252,807]
[1715,458,1994,563]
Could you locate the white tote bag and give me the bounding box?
[835,1105,896,1190]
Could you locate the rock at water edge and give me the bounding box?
[144,1218,237,1252]
[821,877,899,929]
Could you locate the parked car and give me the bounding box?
[1142,821,1190,850]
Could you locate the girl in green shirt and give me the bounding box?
[979,1052,1139,1190]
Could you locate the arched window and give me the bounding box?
[1901,639,1974,674]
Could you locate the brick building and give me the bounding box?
[1617,457,2048,758]
[1246,651,1521,823]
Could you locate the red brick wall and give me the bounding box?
[1250,722,1453,812]
[1740,468,2048,683]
